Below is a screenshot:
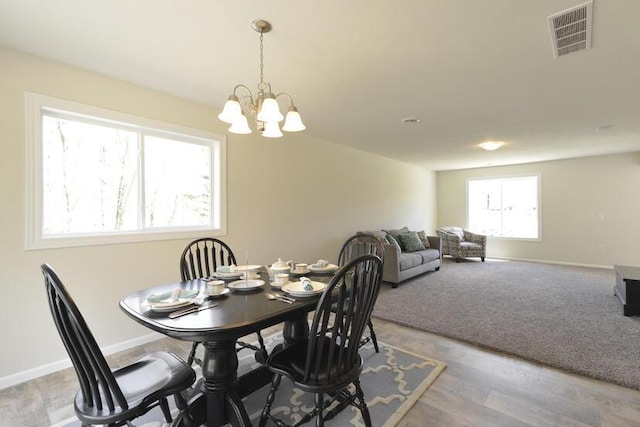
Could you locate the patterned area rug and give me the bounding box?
[57,335,445,427]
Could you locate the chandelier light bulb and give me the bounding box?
[282,107,306,132]
[228,113,252,134]
[218,95,242,124]
[262,120,283,138]
[257,95,284,123]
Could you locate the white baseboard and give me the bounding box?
[0,332,162,390]
[488,256,613,270]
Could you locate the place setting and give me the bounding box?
[281,276,327,298]
[307,259,339,274]
[143,287,219,319]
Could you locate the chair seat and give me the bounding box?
[459,241,482,250]
[74,351,195,425]
[268,338,363,394]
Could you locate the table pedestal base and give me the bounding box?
[180,316,311,426]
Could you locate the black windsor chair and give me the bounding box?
[179,237,268,365]
[259,254,383,427]
[41,263,196,427]
[337,233,385,353]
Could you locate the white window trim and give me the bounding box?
[25,92,227,250]
[465,173,542,241]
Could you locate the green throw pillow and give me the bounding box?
[417,230,431,248]
[385,234,403,252]
[399,231,426,252]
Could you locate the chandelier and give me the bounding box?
[218,19,305,138]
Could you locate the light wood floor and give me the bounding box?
[2,318,640,426]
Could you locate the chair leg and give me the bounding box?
[481,257,485,262]
[256,331,268,362]
[259,373,282,427]
[368,320,379,353]
[353,379,372,427]
[315,393,324,427]
[187,342,200,366]
[159,397,172,422]
[174,390,194,427]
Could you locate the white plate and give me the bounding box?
[204,288,230,298]
[149,299,193,312]
[212,271,243,279]
[308,264,339,273]
[282,280,326,297]
[234,265,263,272]
[146,289,199,312]
[228,279,265,291]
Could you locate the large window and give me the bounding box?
[468,175,540,239]
[26,93,226,249]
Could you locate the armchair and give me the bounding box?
[436,226,486,262]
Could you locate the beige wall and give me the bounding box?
[437,153,640,267]
[0,46,436,384]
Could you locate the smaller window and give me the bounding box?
[26,92,227,249]
[467,175,540,239]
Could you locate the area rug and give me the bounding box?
[373,258,640,390]
[56,334,445,427]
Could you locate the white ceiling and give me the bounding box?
[1,0,639,170]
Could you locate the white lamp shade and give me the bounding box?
[262,120,283,138]
[228,114,252,134]
[218,98,242,124]
[257,97,284,123]
[282,109,306,132]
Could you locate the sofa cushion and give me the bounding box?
[385,234,402,253]
[398,231,425,252]
[416,248,440,263]
[450,228,464,241]
[384,227,410,240]
[398,252,423,271]
[384,227,410,251]
[417,230,431,248]
[357,230,387,244]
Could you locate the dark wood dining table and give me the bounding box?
[119,268,332,427]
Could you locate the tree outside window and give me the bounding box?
[468,175,539,239]
[26,92,226,249]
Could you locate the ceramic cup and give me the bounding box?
[274,273,289,286]
[205,280,225,295]
[294,263,308,274]
[243,271,259,280]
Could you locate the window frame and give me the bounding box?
[25,92,227,250]
[466,173,542,241]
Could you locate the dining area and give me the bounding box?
[42,235,385,427]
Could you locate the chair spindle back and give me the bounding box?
[42,264,128,413]
[303,254,383,384]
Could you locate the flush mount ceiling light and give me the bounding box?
[218,19,305,138]
[479,141,504,151]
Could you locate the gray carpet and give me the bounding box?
[373,258,640,390]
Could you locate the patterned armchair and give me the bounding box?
[436,226,486,262]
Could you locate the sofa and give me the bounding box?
[357,227,441,287]
[436,226,486,262]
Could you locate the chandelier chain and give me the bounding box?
[258,31,265,90]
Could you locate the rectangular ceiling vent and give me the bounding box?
[548,1,593,58]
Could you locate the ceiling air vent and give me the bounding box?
[548,1,593,58]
